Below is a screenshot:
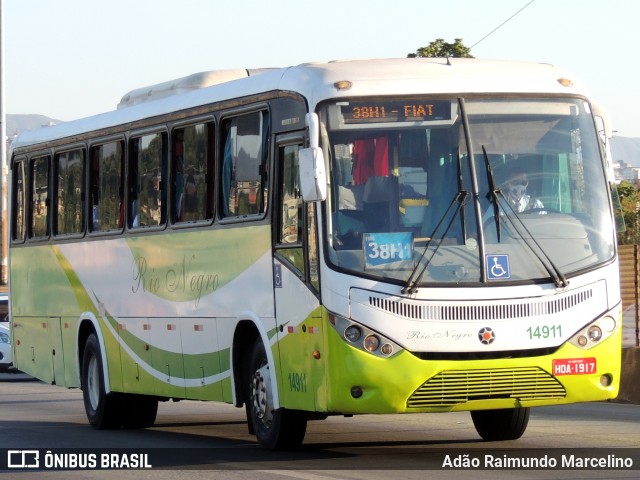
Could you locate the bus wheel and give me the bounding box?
[470,407,530,441]
[247,339,307,450]
[81,333,123,429]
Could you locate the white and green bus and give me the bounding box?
[9,58,621,449]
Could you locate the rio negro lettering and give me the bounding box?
[132,254,219,307]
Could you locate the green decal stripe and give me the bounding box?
[53,249,233,382]
[219,346,231,372]
[267,325,279,340]
[95,297,233,381]
[52,246,97,313]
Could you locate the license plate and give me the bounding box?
[552,357,597,376]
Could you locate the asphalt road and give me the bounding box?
[0,373,639,480]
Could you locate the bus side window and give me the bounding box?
[11,159,27,242]
[55,148,85,236]
[220,110,269,219]
[172,123,213,224]
[307,201,320,292]
[90,141,124,232]
[129,133,167,228]
[30,155,50,239]
[275,144,304,273]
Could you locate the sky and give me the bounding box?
[4,0,640,137]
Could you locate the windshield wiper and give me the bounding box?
[482,146,502,242]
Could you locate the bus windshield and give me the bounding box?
[322,97,615,286]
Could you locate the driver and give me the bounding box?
[503,167,543,213]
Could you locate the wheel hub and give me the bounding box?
[87,355,100,410]
[251,364,274,425]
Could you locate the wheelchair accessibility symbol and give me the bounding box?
[486,254,511,280]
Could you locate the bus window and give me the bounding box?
[307,202,320,291]
[220,111,269,219]
[30,155,50,239]
[129,133,167,228]
[89,141,124,232]
[172,123,213,224]
[276,144,304,272]
[278,144,302,244]
[276,142,320,292]
[11,159,26,242]
[55,148,85,236]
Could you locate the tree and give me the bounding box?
[615,180,640,245]
[407,38,474,59]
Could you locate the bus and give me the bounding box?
[8,58,621,449]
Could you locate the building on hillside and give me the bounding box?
[614,160,640,184]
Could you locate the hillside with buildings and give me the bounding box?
[611,136,640,184]
[7,114,59,140]
[611,136,640,167]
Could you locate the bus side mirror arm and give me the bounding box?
[592,102,612,139]
[298,113,327,202]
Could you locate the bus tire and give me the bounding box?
[470,407,530,441]
[81,333,123,429]
[122,395,158,429]
[247,339,307,450]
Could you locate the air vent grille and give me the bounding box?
[369,289,592,321]
[407,367,566,408]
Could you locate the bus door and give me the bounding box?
[272,138,324,410]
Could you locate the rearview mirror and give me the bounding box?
[298,112,327,202]
[298,147,326,202]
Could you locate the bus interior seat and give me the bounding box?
[363,176,398,232]
[333,184,366,249]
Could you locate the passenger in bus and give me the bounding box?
[129,142,140,227]
[184,168,197,214]
[175,130,185,221]
[503,167,543,213]
[90,149,101,230]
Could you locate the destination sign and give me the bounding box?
[364,232,414,270]
[340,100,452,124]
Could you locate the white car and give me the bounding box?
[0,322,12,372]
[0,291,7,322]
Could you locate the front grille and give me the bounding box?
[407,367,566,408]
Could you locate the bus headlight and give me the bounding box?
[328,312,401,358]
[587,325,602,342]
[344,325,363,343]
[380,343,394,355]
[569,315,617,350]
[363,335,380,352]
